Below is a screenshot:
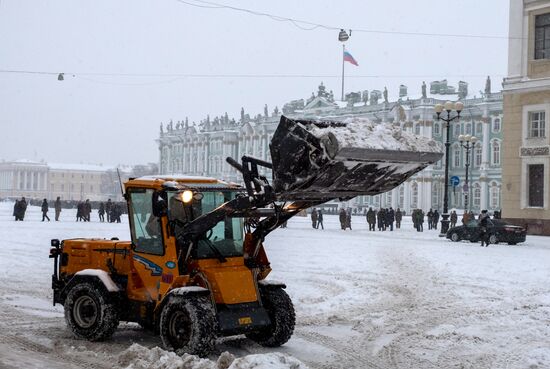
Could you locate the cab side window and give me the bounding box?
[129,189,164,255]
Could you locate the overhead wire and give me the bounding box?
[174,0,519,40]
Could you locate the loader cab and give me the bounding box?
[125,176,245,259]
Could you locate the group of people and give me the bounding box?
[12,197,123,223]
[310,208,324,229]
[338,208,352,230]
[366,207,401,231]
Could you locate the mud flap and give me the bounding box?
[270,116,443,202]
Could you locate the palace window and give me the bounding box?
[473,184,481,207]
[398,186,404,209]
[476,122,483,135]
[411,182,418,209]
[491,140,500,166]
[528,164,544,207]
[492,118,501,133]
[535,13,550,59]
[475,143,482,167]
[453,145,461,167]
[433,123,440,135]
[528,111,546,138]
[490,182,500,209]
[466,123,472,135]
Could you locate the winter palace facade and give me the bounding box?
[157,81,503,215]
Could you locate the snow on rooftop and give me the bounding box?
[48,162,115,172]
[307,117,443,153]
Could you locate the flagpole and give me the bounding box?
[341,44,345,101]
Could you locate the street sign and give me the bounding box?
[450,176,460,187]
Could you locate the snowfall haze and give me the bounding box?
[0,0,508,165]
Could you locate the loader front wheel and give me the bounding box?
[246,287,295,347]
[160,295,216,357]
[64,282,119,341]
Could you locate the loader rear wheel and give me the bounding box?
[159,295,216,357]
[64,282,119,341]
[246,287,295,347]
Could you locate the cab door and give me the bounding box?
[127,188,175,302]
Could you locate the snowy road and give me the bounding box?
[0,202,549,368]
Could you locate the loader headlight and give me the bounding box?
[181,190,194,203]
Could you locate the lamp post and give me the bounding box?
[458,134,477,214]
[434,101,463,235]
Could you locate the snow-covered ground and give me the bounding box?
[0,201,549,369]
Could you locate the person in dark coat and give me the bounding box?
[84,199,91,222]
[395,208,402,229]
[76,202,83,222]
[13,200,19,221]
[432,210,440,230]
[416,209,424,232]
[377,208,385,231]
[98,202,105,222]
[386,207,395,231]
[41,199,50,222]
[106,199,112,222]
[339,208,347,230]
[478,209,490,247]
[15,197,27,221]
[366,207,376,231]
[317,209,324,230]
[346,209,352,230]
[427,209,434,230]
[54,196,62,221]
[311,209,318,229]
[450,210,458,228]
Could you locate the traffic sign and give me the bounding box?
[450,176,460,187]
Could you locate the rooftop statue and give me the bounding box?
[422,81,427,99]
[485,76,491,95]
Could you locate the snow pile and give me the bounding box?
[117,344,308,369]
[307,117,442,153]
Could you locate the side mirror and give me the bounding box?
[152,191,168,217]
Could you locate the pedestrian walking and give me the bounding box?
[395,208,402,229]
[366,207,376,231]
[15,197,27,221]
[106,199,112,222]
[84,199,92,222]
[416,209,424,232]
[339,208,347,230]
[433,210,440,230]
[386,207,395,231]
[76,202,83,222]
[317,209,324,230]
[311,209,318,229]
[54,196,62,221]
[450,210,458,228]
[98,202,105,222]
[478,210,490,247]
[41,199,50,222]
[13,200,19,221]
[427,209,434,230]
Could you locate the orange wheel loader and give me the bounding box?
[50,116,442,356]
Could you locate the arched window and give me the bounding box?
[473,183,481,208]
[454,124,461,138]
[466,122,472,135]
[490,182,500,209]
[411,182,418,209]
[492,118,501,132]
[453,145,461,167]
[476,122,483,134]
[491,140,500,165]
[475,143,482,167]
[433,123,440,135]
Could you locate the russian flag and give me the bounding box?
[343,50,358,66]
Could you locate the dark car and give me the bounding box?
[446,219,527,245]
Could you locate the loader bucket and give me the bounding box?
[270,116,443,202]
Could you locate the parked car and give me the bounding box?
[446,219,527,245]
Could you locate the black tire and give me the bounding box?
[64,281,120,341]
[159,295,216,357]
[489,234,498,244]
[246,287,295,347]
[450,232,460,242]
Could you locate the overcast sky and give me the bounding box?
[0,0,509,166]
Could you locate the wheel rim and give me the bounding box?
[489,235,497,244]
[451,233,459,242]
[73,295,98,328]
[168,311,192,348]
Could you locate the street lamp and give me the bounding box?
[458,134,477,214]
[434,100,463,235]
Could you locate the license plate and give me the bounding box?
[238,317,252,325]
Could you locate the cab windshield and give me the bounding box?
[167,190,244,259]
